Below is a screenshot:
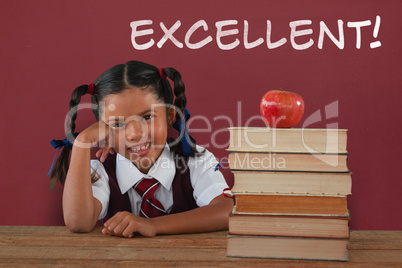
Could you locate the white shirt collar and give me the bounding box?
[115,144,176,194]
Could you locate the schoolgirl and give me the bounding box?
[49,61,233,238]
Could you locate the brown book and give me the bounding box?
[227,235,349,261]
[229,213,350,239]
[228,152,349,172]
[231,171,352,195]
[234,194,348,216]
[228,127,347,154]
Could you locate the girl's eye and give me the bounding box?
[111,122,126,128]
[143,114,154,121]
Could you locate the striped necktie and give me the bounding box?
[134,178,167,218]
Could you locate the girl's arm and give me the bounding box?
[62,143,101,232]
[153,194,234,234]
[63,122,112,233]
[102,194,234,237]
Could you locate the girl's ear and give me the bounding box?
[167,107,176,128]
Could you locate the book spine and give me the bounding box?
[228,127,348,154]
[228,214,350,239]
[234,194,348,215]
[228,152,349,172]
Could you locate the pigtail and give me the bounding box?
[163,68,201,157]
[49,85,88,190]
[67,85,88,139]
[163,68,186,112]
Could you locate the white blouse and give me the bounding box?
[91,144,229,219]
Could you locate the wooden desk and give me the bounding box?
[0,226,401,267]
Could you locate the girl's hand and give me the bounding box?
[102,211,157,238]
[74,121,115,162]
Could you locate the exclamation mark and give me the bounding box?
[370,15,382,49]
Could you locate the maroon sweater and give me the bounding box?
[99,153,199,221]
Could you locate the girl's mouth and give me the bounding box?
[128,142,151,156]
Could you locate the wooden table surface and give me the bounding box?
[0,226,401,267]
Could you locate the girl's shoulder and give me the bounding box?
[186,145,220,170]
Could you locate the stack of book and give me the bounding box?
[226,127,351,261]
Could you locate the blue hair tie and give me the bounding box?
[172,109,196,156]
[214,161,228,172]
[47,133,79,177]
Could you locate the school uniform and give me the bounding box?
[91,144,229,220]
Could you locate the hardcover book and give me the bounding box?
[227,235,349,261]
[231,171,352,195]
[234,194,348,216]
[228,152,349,172]
[228,127,347,154]
[228,213,350,239]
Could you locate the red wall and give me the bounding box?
[1,0,401,230]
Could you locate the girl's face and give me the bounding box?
[101,88,175,174]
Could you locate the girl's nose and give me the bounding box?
[125,120,146,142]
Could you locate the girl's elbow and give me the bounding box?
[64,216,94,233]
[222,196,235,214]
[66,224,93,233]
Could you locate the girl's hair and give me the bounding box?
[50,61,198,187]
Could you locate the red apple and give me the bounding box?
[260,90,305,128]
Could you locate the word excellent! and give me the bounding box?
[130,16,381,51]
